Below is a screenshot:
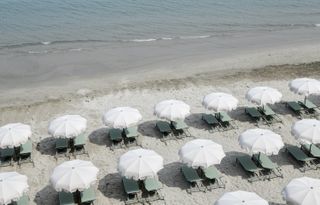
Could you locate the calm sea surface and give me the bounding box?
[0,0,320,49]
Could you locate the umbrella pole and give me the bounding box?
[304,96,307,104]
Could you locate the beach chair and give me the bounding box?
[0,148,14,167]
[236,155,263,182]
[73,134,88,156]
[286,101,303,118]
[155,121,173,142]
[245,107,263,125]
[181,165,206,193]
[80,187,96,205]
[171,120,192,138]
[258,105,282,124]
[124,126,139,147]
[55,138,69,159]
[143,178,164,202]
[286,146,317,172]
[109,129,124,150]
[18,140,34,166]
[301,144,320,158]
[252,153,283,179]
[299,99,319,117]
[122,177,141,205]
[215,112,237,130]
[9,194,29,205]
[202,166,225,190]
[59,191,76,205]
[202,114,220,132]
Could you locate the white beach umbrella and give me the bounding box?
[246,86,282,106]
[179,139,225,168]
[154,99,190,121]
[48,115,87,139]
[214,190,269,205]
[283,177,320,205]
[202,92,239,112]
[292,119,320,144]
[102,107,142,129]
[118,148,163,180]
[0,123,31,149]
[239,128,284,155]
[0,172,29,205]
[50,160,99,193]
[289,78,320,96]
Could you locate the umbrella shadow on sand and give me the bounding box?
[185,113,209,130]
[98,173,125,202]
[138,120,161,139]
[158,162,189,191]
[34,184,57,205]
[88,128,109,146]
[36,136,56,156]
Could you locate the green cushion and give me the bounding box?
[81,187,96,203]
[287,146,315,162]
[300,99,317,109]
[0,148,14,157]
[59,191,75,205]
[287,101,303,111]
[245,107,262,118]
[122,178,140,194]
[302,144,320,158]
[15,194,29,205]
[144,178,162,191]
[56,138,68,149]
[202,114,219,125]
[156,121,172,133]
[203,166,220,180]
[252,153,278,170]
[181,166,201,182]
[109,129,123,141]
[237,155,260,173]
[259,105,275,116]
[216,112,232,122]
[172,120,188,130]
[20,140,32,155]
[124,126,138,138]
[74,134,86,146]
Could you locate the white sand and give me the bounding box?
[0,64,319,204]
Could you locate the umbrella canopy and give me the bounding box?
[0,123,31,149]
[118,148,163,180]
[0,172,29,205]
[179,139,225,168]
[50,160,99,193]
[292,119,320,144]
[48,115,87,139]
[214,190,269,205]
[289,78,320,96]
[102,107,142,129]
[202,92,238,112]
[239,128,284,155]
[246,86,282,106]
[283,177,320,205]
[154,99,190,121]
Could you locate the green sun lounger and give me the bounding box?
[286,146,317,172]
[73,134,88,156]
[286,101,303,118]
[202,114,220,132]
[143,178,164,202]
[155,121,173,142]
[299,99,319,116]
[109,129,124,150]
[236,155,263,182]
[80,187,96,204]
[122,178,141,204]
[258,105,282,124]
[216,112,237,130]
[252,153,283,179]
[124,126,139,146]
[181,165,206,193]
[245,107,263,125]
[0,147,14,167]
[301,144,320,158]
[19,140,34,166]
[55,138,69,159]
[171,120,192,138]
[59,191,76,205]
[202,166,225,190]
[9,194,29,205]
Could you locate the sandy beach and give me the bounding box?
[0,50,320,204]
